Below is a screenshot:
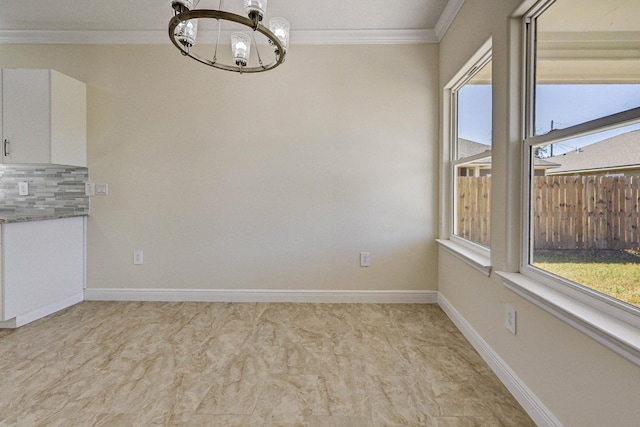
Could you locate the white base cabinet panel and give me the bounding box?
[0,217,85,327]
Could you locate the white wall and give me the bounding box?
[4,5,640,424]
[438,0,640,426]
[0,43,439,292]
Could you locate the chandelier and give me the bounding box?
[169,0,289,73]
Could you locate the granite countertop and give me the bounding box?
[0,210,88,224]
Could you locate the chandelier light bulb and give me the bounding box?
[268,17,289,52]
[231,33,251,67]
[244,0,268,25]
[170,0,193,13]
[175,19,198,50]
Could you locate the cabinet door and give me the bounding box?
[2,217,84,321]
[2,69,51,164]
[51,71,86,167]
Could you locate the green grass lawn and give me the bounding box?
[533,249,640,307]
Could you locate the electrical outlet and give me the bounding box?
[360,252,370,267]
[133,250,143,265]
[85,182,95,196]
[505,304,517,335]
[18,182,29,196]
[96,183,108,195]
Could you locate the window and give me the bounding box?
[523,0,640,315]
[451,52,492,249]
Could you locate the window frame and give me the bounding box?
[511,0,640,360]
[448,48,493,256]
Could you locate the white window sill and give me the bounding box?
[496,271,640,367]
[436,239,492,277]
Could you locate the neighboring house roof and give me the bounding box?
[548,129,640,175]
[457,138,560,169]
[534,158,562,168]
[458,138,491,158]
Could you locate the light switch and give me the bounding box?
[18,182,29,196]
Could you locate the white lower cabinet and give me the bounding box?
[0,216,85,327]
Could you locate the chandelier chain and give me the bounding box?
[250,31,265,69]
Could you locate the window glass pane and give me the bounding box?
[455,167,491,247]
[531,123,640,308]
[454,59,492,248]
[456,61,492,160]
[535,84,640,135]
[527,0,640,309]
[534,0,640,135]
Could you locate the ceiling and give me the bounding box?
[0,0,465,45]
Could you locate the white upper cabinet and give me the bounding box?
[1,69,86,166]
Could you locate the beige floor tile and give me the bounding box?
[253,374,320,424]
[0,302,535,426]
[169,412,265,426]
[307,415,371,427]
[315,370,370,417]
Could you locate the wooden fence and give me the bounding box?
[456,176,491,247]
[456,176,640,250]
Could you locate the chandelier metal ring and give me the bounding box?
[168,10,286,73]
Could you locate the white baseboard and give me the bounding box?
[437,294,562,427]
[0,292,84,328]
[84,288,439,304]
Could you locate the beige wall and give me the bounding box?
[0,43,439,291]
[439,0,640,426]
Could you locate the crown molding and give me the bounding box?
[291,29,438,45]
[0,28,438,45]
[434,0,466,41]
[0,30,165,45]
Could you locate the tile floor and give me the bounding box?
[0,302,536,426]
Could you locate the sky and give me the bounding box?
[458,85,492,146]
[458,84,640,156]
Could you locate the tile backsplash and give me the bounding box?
[0,164,89,216]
